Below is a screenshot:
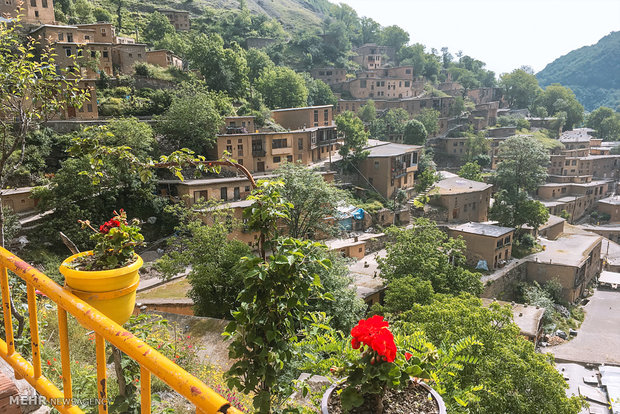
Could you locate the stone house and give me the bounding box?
[0,0,55,25]
[112,43,148,74]
[448,222,514,269]
[146,50,183,70]
[428,176,492,223]
[159,9,190,31]
[310,68,348,86]
[356,141,422,200]
[1,187,38,213]
[352,43,396,69]
[527,234,602,303]
[271,105,334,130]
[597,196,620,223]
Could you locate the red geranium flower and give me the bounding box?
[350,316,397,363]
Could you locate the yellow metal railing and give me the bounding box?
[0,246,242,414]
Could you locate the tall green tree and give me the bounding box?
[304,74,337,107]
[599,114,620,141]
[379,25,410,52]
[188,34,250,99]
[458,161,484,182]
[106,118,156,159]
[495,135,549,194]
[245,48,274,83]
[398,294,583,414]
[255,66,308,109]
[155,85,233,154]
[402,119,427,145]
[336,111,369,162]
[585,106,614,131]
[378,219,483,296]
[357,99,377,123]
[499,69,542,109]
[143,11,175,44]
[276,163,346,239]
[414,108,440,136]
[490,190,550,230]
[465,132,490,162]
[534,84,584,130]
[370,108,408,141]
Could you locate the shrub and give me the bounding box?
[134,62,153,77]
[519,233,536,248]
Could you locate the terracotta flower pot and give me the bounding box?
[59,251,142,325]
[321,378,447,414]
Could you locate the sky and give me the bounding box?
[327,0,620,76]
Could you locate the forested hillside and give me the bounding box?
[537,31,620,112]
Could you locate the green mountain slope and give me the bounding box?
[537,31,620,112]
[117,0,332,34]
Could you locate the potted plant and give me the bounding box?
[59,210,144,325]
[321,315,446,414]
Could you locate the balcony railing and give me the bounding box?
[0,246,241,414]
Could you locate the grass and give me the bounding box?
[512,243,543,259]
[137,277,191,300]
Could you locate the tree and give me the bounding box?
[73,0,95,23]
[383,276,434,313]
[155,85,234,155]
[304,75,337,107]
[276,163,347,239]
[402,119,427,145]
[371,108,408,141]
[143,12,175,44]
[586,106,615,131]
[465,132,490,162]
[255,66,308,109]
[499,69,542,109]
[534,84,584,130]
[398,294,583,414]
[379,25,410,52]
[336,111,369,161]
[157,219,252,319]
[449,96,466,117]
[357,99,377,123]
[0,19,86,245]
[378,219,483,296]
[495,135,549,194]
[414,108,440,136]
[106,118,156,159]
[360,17,381,44]
[458,161,483,182]
[245,48,274,83]
[93,7,112,22]
[489,189,550,231]
[599,114,620,141]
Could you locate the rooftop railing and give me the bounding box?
[0,246,241,414]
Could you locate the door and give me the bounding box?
[257,162,265,172]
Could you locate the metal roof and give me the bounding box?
[449,222,514,238]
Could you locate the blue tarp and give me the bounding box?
[475,260,489,271]
[351,208,365,220]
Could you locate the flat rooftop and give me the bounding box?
[364,142,422,157]
[450,222,514,238]
[271,105,333,112]
[523,214,565,231]
[529,233,602,267]
[481,299,545,337]
[433,177,492,195]
[598,195,620,206]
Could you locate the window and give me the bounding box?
[497,240,503,248]
[273,156,281,163]
[272,139,287,149]
[77,49,82,57]
[463,204,468,212]
[234,187,240,200]
[87,104,93,112]
[101,28,107,37]
[298,138,303,150]
[129,53,133,57]
[314,110,319,125]
[65,48,72,57]
[324,109,329,123]
[287,155,293,162]
[58,33,64,41]
[237,145,243,156]
[138,54,142,58]
[34,10,39,17]
[405,68,411,74]
[103,51,109,58]
[374,161,379,169]
[360,80,366,88]
[85,35,90,40]
[226,145,232,153]
[67,33,73,42]
[42,0,47,6]
[90,51,96,58]
[504,236,511,244]
[319,71,325,76]
[193,190,207,203]
[30,0,35,6]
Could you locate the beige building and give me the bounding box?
[112,43,147,74]
[221,116,257,135]
[428,176,493,223]
[597,196,620,223]
[523,215,566,240]
[357,141,422,199]
[448,222,514,269]
[0,0,55,25]
[310,68,348,86]
[75,23,115,43]
[527,234,602,302]
[352,44,396,69]
[146,50,183,70]
[271,105,334,130]
[159,9,190,31]
[216,127,339,173]
[47,79,98,120]
[1,187,37,213]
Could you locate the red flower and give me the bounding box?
[350,316,397,363]
[47,360,51,366]
[99,219,121,234]
[405,352,413,361]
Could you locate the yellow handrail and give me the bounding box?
[0,246,242,414]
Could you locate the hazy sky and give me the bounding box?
[327,0,620,76]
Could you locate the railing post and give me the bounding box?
[95,333,108,413]
[140,366,151,414]
[26,284,41,379]
[58,307,73,406]
[0,266,15,357]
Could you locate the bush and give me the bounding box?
[384,276,434,313]
[134,62,153,77]
[519,233,536,248]
[110,86,131,98]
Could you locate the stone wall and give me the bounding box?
[481,259,528,300]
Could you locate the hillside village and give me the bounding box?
[1,0,620,413]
